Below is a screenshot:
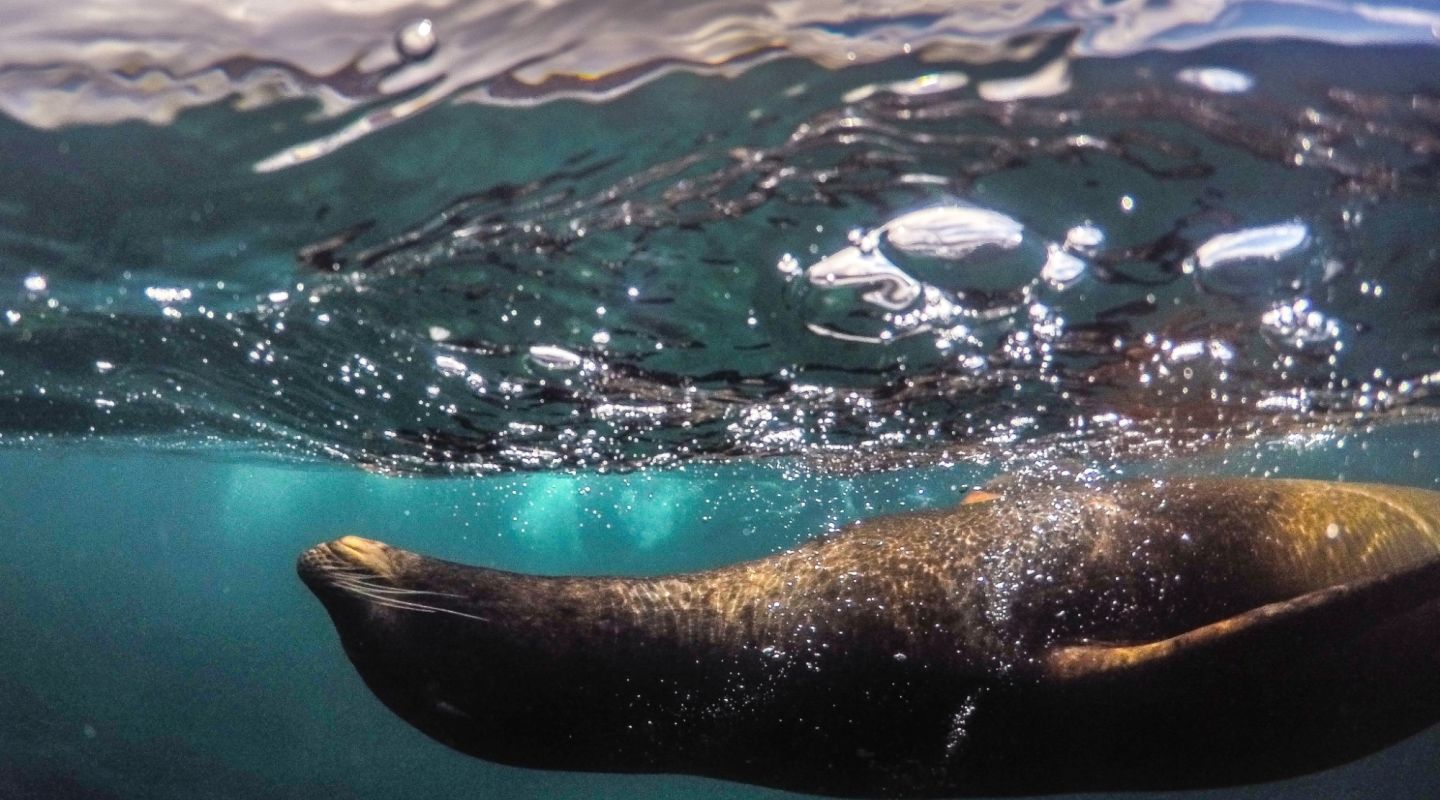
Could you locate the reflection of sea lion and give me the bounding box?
[298,478,1440,798]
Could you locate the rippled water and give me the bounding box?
[4,0,1440,474]
[4,1,1440,798]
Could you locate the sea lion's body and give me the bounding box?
[298,478,1440,797]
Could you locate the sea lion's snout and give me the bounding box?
[329,535,400,579]
[297,535,403,592]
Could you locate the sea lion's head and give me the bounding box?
[297,536,444,638]
[297,537,491,735]
[297,534,504,654]
[299,535,413,606]
[297,536,584,767]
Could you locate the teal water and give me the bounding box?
[3,423,1440,799]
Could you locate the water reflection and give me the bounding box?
[1,14,1439,475]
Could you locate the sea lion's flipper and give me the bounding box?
[1043,554,1440,682]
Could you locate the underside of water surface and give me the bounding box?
[3,0,1440,475]
[3,1,1440,798]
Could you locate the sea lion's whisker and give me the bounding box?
[336,581,431,608]
[333,579,490,622]
[344,577,463,598]
[366,596,491,623]
[340,580,463,599]
[366,597,439,613]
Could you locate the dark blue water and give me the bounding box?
[4,1,1440,797]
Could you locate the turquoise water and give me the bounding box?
[5,1,1440,796]
[3,424,1440,799]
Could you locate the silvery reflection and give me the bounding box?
[1190,222,1309,271]
[842,72,970,104]
[528,345,585,371]
[1176,66,1255,94]
[977,58,1073,102]
[804,246,921,312]
[2,0,1431,168]
[795,241,964,345]
[1040,246,1085,288]
[792,203,1076,347]
[1185,222,1312,297]
[1063,223,1104,251]
[880,206,1024,261]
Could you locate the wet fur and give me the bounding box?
[299,478,1440,797]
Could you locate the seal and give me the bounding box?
[297,478,1440,798]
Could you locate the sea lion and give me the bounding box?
[297,477,1440,798]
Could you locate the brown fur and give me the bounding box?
[299,478,1440,797]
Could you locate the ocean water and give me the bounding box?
[3,1,1440,797]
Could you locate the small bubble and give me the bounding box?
[1325,522,1342,540]
[396,18,437,61]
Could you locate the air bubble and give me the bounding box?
[396,19,437,61]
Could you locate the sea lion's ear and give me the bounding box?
[961,464,1099,504]
[961,473,1025,504]
[1042,555,1440,682]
